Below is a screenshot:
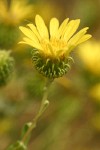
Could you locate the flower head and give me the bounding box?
[19,15,92,78]
[0,0,34,25]
[0,50,14,86]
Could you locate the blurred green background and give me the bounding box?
[0,0,100,150]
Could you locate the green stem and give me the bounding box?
[21,78,53,144]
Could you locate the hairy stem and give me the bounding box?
[21,78,53,144]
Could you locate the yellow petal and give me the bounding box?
[20,37,42,50]
[27,23,41,41]
[58,18,69,38]
[67,27,89,54]
[68,27,89,47]
[76,34,92,45]
[35,15,49,39]
[19,26,39,43]
[63,19,80,41]
[50,18,59,38]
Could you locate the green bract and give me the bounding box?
[32,49,73,79]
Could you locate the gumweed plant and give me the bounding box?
[0,0,33,26]
[8,15,92,150]
[0,0,34,49]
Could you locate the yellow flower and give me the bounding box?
[78,40,100,75]
[19,15,91,58]
[19,15,92,78]
[0,0,34,25]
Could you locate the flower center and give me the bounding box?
[50,38,67,49]
[40,38,67,58]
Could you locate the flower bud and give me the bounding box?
[0,50,14,86]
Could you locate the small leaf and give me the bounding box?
[7,141,27,150]
[21,122,32,145]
